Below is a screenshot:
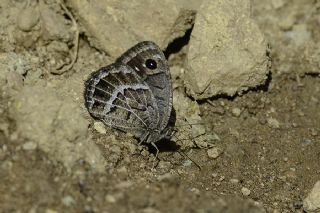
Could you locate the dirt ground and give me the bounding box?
[0,0,319,213]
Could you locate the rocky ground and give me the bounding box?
[0,0,319,212]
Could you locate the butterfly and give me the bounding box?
[84,41,175,155]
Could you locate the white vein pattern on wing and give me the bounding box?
[129,69,148,107]
[93,84,151,125]
[97,73,150,126]
[97,77,140,107]
[110,70,146,112]
[92,96,147,128]
[103,84,148,113]
[93,85,137,111]
[95,77,149,127]
[98,68,143,107]
[115,67,148,107]
[90,111,147,131]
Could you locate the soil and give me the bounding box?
[0,0,319,213]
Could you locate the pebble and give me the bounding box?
[231,107,242,117]
[219,176,225,182]
[142,207,161,213]
[116,166,128,179]
[310,128,318,136]
[140,149,149,157]
[190,187,200,195]
[124,142,137,154]
[61,195,76,207]
[157,161,172,169]
[301,139,313,146]
[258,117,267,125]
[303,181,320,212]
[157,173,177,182]
[267,117,280,129]
[105,194,116,203]
[115,181,133,189]
[241,187,251,196]
[207,147,222,159]
[22,142,37,150]
[230,178,239,184]
[46,209,58,213]
[182,159,192,167]
[206,133,221,143]
[110,145,121,155]
[93,121,106,134]
[117,166,128,175]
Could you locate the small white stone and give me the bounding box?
[241,187,251,196]
[207,147,222,159]
[115,181,133,189]
[230,178,239,184]
[303,181,320,212]
[105,194,116,203]
[157,173,177,182]
[62,195,76,207]
[117,166,128,175]
[267,117,280,129]
[219,176,225,182]
[231,108,242,117]
[94,121,107,134]
[45,209,58,213]
[22,142,37,150]
[142,207,161,213]
[182,160,192,167]
[190,187,200,195]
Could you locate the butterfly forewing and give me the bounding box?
[116,41,173,139]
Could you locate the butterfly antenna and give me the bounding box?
[151,142,160,168]
[174,118,206,128]
[178,150,201,170]
[174,122,206,128]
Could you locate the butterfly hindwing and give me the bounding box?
[84,63,159,139]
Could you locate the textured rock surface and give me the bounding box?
[9,83,106,172]
[185,0,269,99]
[303,181,320,213]
[68,0,179,57]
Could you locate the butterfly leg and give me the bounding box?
[151,142,160,168]
[151,142,159,158]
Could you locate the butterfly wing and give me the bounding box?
[84,63,159,139]
[116,41,173,138]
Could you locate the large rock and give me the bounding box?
[10,83,106,172]
[185,0,269,99]
[68,0,197,57]
[304,181,320,213]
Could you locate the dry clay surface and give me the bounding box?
[0,0,319,212]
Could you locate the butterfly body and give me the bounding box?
[84,41,174,146]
